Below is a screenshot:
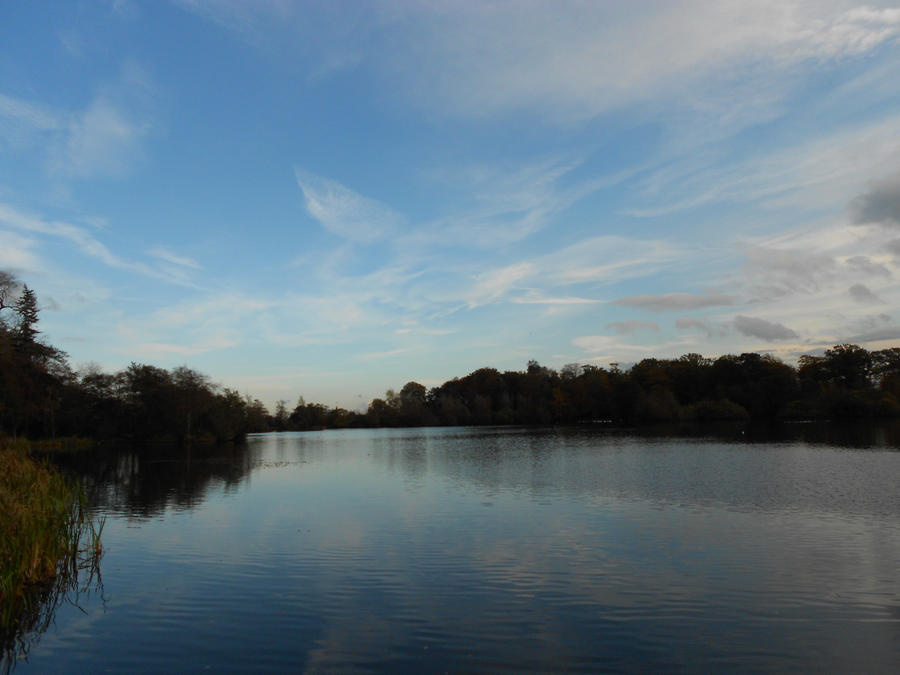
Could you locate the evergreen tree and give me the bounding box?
[14,285,39,344]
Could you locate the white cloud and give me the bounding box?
[147,247,203,270]
[453,233,680,311]
[114,291,271,358]
[62,99,148,177]
[406,158,629,249]
[662,217,900,354]
[0,230,43,272]
[512,294,599,306]
[544,236,681,285]
[628,113,900,218]
[466,262,533,308]
[358,347,418,361]
[112,285,411,363]
[572,334,696,362]
[0,93,62,131]
[1,64,156,179]
[179,1,900,126]
[129,339,236,358]
[736,218,900,322]
[0,202,200,286]
[0,203,143,272]
[295,168,405,243]
[112,0,140,19]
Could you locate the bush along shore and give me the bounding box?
[0,440,104,659]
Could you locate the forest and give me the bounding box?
[0,271,268,442]
[2,270,900,442]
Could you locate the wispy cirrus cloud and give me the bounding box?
[147,247,203,270]
[0,93,62,147]
[1,63,156,179]
[129,337,237,358]
[449,233,679,311]
[466,262,534,309]
[358,347,419,362]
[0,229,43,272]
[404,158,634,249]
[0,203,199,286]
[295,168,405,243]
[0,203,146,272]
[178,1,900,128]
[546,236,680,285]
[512,294,599,306]
[60,98,150,178]
[628,113,900,218]
[571,334,695,362]
[110,284,409,364]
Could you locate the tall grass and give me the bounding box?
[0,441,104,663]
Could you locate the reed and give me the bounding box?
[0,442,104,633]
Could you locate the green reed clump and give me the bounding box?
[0,443,103,631]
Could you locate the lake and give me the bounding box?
[8,424,900,672]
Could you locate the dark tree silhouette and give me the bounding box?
[1,267,897,443]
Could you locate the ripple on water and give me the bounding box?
[16,426,900,673]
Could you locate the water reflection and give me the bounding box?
[608,419,900,448]
[1,526,104,675]
[19,423,900,672]
[55,421,900,519]
[55,441,255,518]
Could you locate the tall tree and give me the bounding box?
[14,285,39,344]
[274,399,289,430]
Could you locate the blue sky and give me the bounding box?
[2,1,900,410]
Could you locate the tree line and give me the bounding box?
[0,272,268,442]
[2,270,899,441]
[276,346,900,431]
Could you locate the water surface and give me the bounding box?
[11,425,900,672]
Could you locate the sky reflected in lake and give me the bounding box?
[15,425,900,673]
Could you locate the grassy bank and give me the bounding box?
[0,441,103,631]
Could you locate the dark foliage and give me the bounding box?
[0,273,268,442]
[1,271,898,440]
[287,344,899,431]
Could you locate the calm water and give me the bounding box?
[9,425,900,672]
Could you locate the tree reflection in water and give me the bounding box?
[1,522,104,674]
[2,441,252,672]
[56,440,255,519]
